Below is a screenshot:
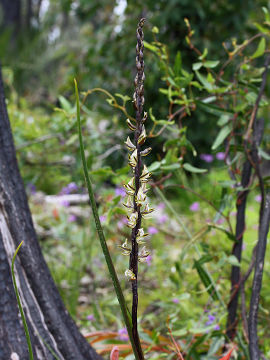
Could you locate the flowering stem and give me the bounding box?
[128,18,146,360]
[75,80,142,360]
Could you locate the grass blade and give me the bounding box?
[11,241,34,360]
[74,79,142,360]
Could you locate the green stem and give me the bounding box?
[75,79,141,360]
[11,241,34,360]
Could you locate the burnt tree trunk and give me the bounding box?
[0,66,102,360]
[0,0,21,30]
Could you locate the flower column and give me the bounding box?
[121,18,153,358]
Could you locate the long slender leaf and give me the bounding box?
[74,79,143,360]
[12,241,34,360]
[193,260,219,301]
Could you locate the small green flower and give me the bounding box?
[118,239,132,256]
[135,186,146,206]
[124,178,135,196]
[140,147,152,156]
[125,269,136,280]
[124,136,136,151]
[128,149,138,168]
[140,165,151,183]
[138,125,147,145]
[127,212,138,228]
[138,246,150,262]
[136,228,149,244]
[126,118,136,131]
[142,111,148,123]
[141,203,154,219]
[123,195,134,211]
[140,182,149,194]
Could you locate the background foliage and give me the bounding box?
[1,0,270,359]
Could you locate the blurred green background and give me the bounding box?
[1,1,270,359]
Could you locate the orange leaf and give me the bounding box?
[52,208,59,220]
[110,346,119,360]
[219,348,234,360]
[84,331,118,339]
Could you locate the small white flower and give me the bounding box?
[124,136,136,151]
[142,203,154,219]
[141,147,152,156]
[140,165,151,183]
[128,149,138,168]
[125,269,136,280]
[140,182,149,194]
[126,118,136,131]
[135,186,146,206]
[138,125,147,145]
[138,246,150,262]
[118,239,131,255]
[136,228,149,244]
[127,212,138,228]
[123,195,134,211]
[123,178,135,196]
[142,111,148,123]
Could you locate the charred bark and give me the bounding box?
[0,66,102,360]
[249,190,270,360]
[0,0,21,30]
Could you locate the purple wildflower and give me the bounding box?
[255,194,262,203]
[148,226,158,235]
[60,199,70,207]
[67,182,78,192]
[60,182,78,195]
[117,220,124,229]
[200,154,214,163]
[216,217,225,225]
[68,214,77,223]
[87,314,95,321]
[27,183,36,195]
[117,217,128,229]
[118,328,128,341]
[216,152,225,160]
[60,186,69,195]
[214,324,220,331]
[172,298,180,304]
[99,215,106,223]
[145,255,152,266]
[205,314,216,326]
[190,202,200,212]
[157,214,168,224]
[115,187,126,198]
[157,202,165,210]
